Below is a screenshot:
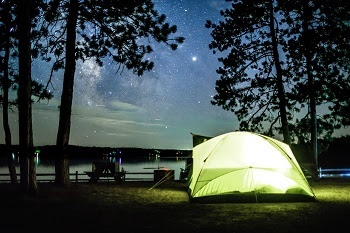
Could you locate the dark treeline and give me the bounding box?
[290,136,350,168]
[0,144,191,159]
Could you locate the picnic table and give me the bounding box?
[85,161,125,183]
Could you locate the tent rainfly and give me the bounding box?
[187,131,316,203]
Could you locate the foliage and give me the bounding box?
[40,0,184,79]
[0,0,53,106]
[206,0,291,136]
[280,0,350,142]
[207,0,350,143]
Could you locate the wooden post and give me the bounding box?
[75,170,78,182]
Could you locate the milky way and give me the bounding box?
[2,0,239,149]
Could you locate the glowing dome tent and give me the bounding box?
[187,131,316,202]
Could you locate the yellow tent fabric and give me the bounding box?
[187,131,316,202]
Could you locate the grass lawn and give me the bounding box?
[1,178,349,233]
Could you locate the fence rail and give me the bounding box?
[4,168,347,182]
[0,171,156,183]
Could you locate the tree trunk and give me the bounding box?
[302,1,318,177]
[18,0,37,193]
[269,0,291,145]
[55,0,78,186]
[2,2,18,184]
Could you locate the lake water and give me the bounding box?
[0,154,188,182]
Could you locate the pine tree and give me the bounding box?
[1,0,53,188]
[42,0,184,186]
[280,0,350,174]
[206,0,291,143]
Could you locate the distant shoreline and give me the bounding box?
[0,144,192,159]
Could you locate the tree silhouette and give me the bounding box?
[1,0,53,186]
[207,0,349,153]
[0,0,18,184]
[17,0,37,193]
[280,0,350,172]
[206,0,291,144]
[42,0,184,186]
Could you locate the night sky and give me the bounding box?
[3,0,347,150]
[2,0,239,149]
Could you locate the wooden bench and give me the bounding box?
[85,161,125,183]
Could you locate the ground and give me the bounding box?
[1,179,350,233]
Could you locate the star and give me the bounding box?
[192,56,197,61]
